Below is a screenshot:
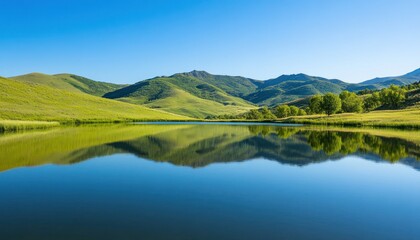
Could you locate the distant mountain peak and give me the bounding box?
[176,70,212,79]
[404,68,420,77]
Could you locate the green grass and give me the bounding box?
[143,88,254,118]
[282,108,420,128]
[0,120,60,132]
[11,72,126,96]
[104,75,256,118]
[0,77,191,123]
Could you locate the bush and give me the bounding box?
[275,105,291,118]
[379,85,406,109]
[244,109,264,120]
[364,92,381,112]
[298,109,307,116]
[290,106,299,116]
[260,106,277,120]
[340,91,363,113]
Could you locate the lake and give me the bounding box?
[0,123,419,240]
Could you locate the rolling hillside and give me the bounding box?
[244,73,351,105]
[104,72,256,118]
[11,73,126,96]
[0,77,189,122]
[4,68,419,120]
[104,69,420,116]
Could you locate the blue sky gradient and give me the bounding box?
[1,0,419,83]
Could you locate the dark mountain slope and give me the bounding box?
[244,74,350,105]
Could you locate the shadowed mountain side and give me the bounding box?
[0,124,418,172]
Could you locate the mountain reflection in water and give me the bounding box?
[0,123,418,172]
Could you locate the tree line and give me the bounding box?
[209,83,414,120]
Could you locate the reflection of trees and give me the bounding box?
[339,132,363,154]
[276,128,300,139]
[307,131,410,162]
[307,132,342,155]
[248,126,300,138]
[248,125,270,136]
[363,135,408,162]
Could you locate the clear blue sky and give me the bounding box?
[1,0,419,83]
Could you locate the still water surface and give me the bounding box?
[0,123,419,240]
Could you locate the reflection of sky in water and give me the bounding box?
[0,153,419,240]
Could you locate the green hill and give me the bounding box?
[244,73,350,105]
[11,73,127,96]
[359,68,420,87]
[5,68,419,120]
[103,71,360,116]
[0,77,189,122]
[104,71,256,118]
[177,70,262,97]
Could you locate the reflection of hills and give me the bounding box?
[107,133,341,167]
[0,124,419,172]
[357,153,420,171]
[106,128,419,169]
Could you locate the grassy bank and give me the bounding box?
[0,120,60,132]
[0,77,191,123]
[282,108,420,129]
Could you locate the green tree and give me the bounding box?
[260,106,277,120]
[304,107,312,115]
[274,105,291,118]
[322,93,341,116]
[363,92,381,112]
[379,85,406,109]
[245,109,263,120]
[309,94,323,114]
[298,108,307,116]
[289,106,299,116]
[339,91,363,113]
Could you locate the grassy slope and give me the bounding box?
[11,73,126,96]
[104,74,256,118]
[283,108,420,128]
[0,77,190,122]
[144,88,254,118]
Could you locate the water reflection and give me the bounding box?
[0,124,418,172]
